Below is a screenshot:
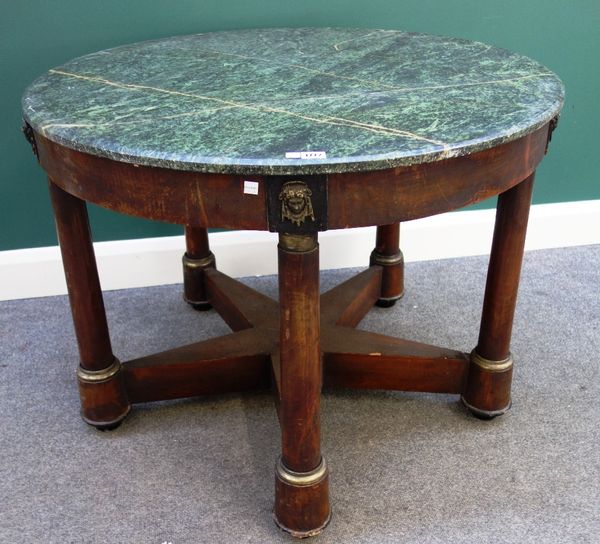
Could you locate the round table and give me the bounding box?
[22,28,563,537]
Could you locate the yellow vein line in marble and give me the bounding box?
[304,116,446,145]
[40,106,241,131]
[46,69,446,146]
[48,69,242,104]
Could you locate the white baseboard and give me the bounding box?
[1,200,598,301]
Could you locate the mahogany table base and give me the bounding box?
[83,262,480,537]
[56,175,533,537]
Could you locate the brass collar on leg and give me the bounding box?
[370,250,404,266]
[278,233,318,253]
[276,456,327,487]
[182,252,216,269]
[77,357,121,384]
[471,350,513,372]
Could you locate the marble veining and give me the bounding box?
[22,28,564,175]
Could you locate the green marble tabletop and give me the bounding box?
[22,28,564,175]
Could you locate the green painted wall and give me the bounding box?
[1,1,598,251]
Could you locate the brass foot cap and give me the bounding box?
[183,296,212,311]
[461,396,512,420]
[82,404,131,430]
[375,291,405,307]
[273,511,331,539]
[274,457,331,537]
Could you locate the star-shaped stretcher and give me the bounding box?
[120,266,470,409]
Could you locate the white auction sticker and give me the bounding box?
[243,180,259,195]
[285,151,327,159]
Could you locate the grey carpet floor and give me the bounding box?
[1,245,599,543]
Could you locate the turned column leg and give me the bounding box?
[274,233,330,537]
[370,223,404,307]
[462,174,535,419]
[182,226,215,311]
[48,180,130,429]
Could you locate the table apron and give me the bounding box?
[327,124,548,227]
[36,123,549,230]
